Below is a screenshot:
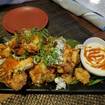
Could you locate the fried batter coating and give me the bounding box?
[14,57,33,73]
[0,57,19,79]
[71,49,80,65]
[63,44,74,73]
[29,62,55,85]
[62,44,80,74]
[75,68,90,84]
[6,37,17,48]
[5,72,27,90]
[0,44,11,58]
[0,57,33,90]
[23,35,41,53]
[0,44,6,49]
[62,74,76,84]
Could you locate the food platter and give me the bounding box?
[0,28,105,93]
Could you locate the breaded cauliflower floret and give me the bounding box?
[75,68,90,84]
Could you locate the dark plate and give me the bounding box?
[0,35,105,94]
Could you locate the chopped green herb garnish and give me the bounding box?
[33,55,41,64]
[88,78,105,86]
[70,80,79,84]
[44,48,59,66]
[67,39,80,48]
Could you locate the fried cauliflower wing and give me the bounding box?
[62,44,76,73]
[62,44,80,74]
[29,62,55,85]
[29,62,48,84]
[75,68,90,84]
[0,57,19,80]
[0,44,11,58]
[0,57,33,90]
[5,72,27,90]
[23,34,42,53]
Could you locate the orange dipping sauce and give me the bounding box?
[84,46,105,70]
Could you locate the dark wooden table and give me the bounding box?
[71,13,105,40]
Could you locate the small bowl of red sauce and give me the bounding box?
[80,37,105,76]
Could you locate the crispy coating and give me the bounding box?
[5,72,27,90]
[6,37,17,48]
[15,47,25,56]
[24,43,39,53]
[0,57,33,90]
[0,44,6,49]
[14,57,33,73]
[0,58,19,80]
[0,44,11,58]
[30,63,47,84]
[62,44,80,74]
[23,35,41,53]
[62,74,76,84]
[71,49,80,65]
[29,62,55,85]
[0,57,33,76]
[63,44,74,73]
[75,68,90,84]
